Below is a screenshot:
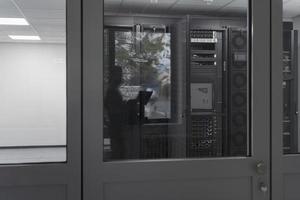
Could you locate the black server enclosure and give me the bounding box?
[283,22,298,154]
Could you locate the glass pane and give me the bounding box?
[0,0,66,163]
[283,1,300,154]
[103,0,249,161]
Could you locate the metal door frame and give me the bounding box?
[83,0,271,199]
[0,0,82,199]
[271,0,284,200]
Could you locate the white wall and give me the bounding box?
[0,43,66,146]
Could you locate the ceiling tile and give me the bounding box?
[0,0,22,18]
[22,9,65,20]
[104,0,122,12]
[14,0,65,10]
[105,0,122,3]
[0,0,17,10]
[225,0,248,8]
[172,0,233,12]
[0,8,22,18]
[176,0,233,7]
[120,0,178,12]
[284,0,300,18]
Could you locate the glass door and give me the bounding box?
[83,0,270,199]
[0,0,81,199]
[271,0,300,200]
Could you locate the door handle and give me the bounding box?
[256,161,266,175]
[259,182,268,193]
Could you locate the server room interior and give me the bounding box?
[103,1,298,161]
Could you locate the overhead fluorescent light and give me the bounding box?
[150,0,158,4]
[9,35,41,40]
[0,18,29,25]
[203,0,214,4]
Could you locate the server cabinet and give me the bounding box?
[187,27,248,158]
[227,28,248,156]
[187,29,224,157]
[282,23,298,154]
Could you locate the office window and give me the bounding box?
[0,0,66,163]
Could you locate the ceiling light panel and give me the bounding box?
[0,18,29,25]
[173,0,232,11]
[9,35,41,40]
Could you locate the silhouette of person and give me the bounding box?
[104,66,153,160]
[104,66,127,160]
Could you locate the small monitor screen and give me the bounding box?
[191,83,213,110]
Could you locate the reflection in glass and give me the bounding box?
[114,30,171,120]
[103,0,249,161]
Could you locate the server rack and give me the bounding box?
[104,18,251,160]
[227,28,248,156]
[187,29,224,157]
[186,28,248,157]
[283,22,298,154]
